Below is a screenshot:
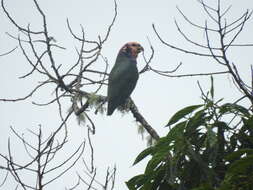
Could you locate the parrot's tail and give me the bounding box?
[107,102,115,116]
[107,110,113,116]
[107,106,115,116]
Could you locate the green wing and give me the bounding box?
[107,56,139,115]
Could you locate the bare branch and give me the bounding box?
[151,70,229,78]
[197,0,218,24]
[0,46,18,56]
[223,11,251,32]
[1,0,43,34]
[176,6,217,32]
[129,99,160,141]
[225,11,252,51]
[152,24,222,58]
[204,21,226,65]
[139,37,155,74]
[0,81,51,102]
[174,19,220,50]
[100,0,118,44]
[0,171,8,187]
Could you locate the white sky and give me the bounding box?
[1,0,253,189]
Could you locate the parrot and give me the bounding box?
[107,42,144,116]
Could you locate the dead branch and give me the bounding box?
[0,124,85,189]
[129,99,160,141]
[152,0,253,103]
[0,46,18,56]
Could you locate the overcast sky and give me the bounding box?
[1,0,253,189]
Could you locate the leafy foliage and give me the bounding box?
[127,83,253,190]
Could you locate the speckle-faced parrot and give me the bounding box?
[107,42,144,115]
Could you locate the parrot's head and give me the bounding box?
[120,42,144,58]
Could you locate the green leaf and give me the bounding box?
[126,174,146,190]
[242,116,253,129]
[225,148,253,161]
[127,160,168,190]
[214,121,230,130]
[186,109,207,132]
[166,121,186,139]
[220,154,253,190]
[166,104,203,126]
[228,154,253,174]
[219,103,250,117]
[133,146,154,165]
[145,153,165,174]
[186,142,214,179]
[206,126,217,148]
[210,75,214,99]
